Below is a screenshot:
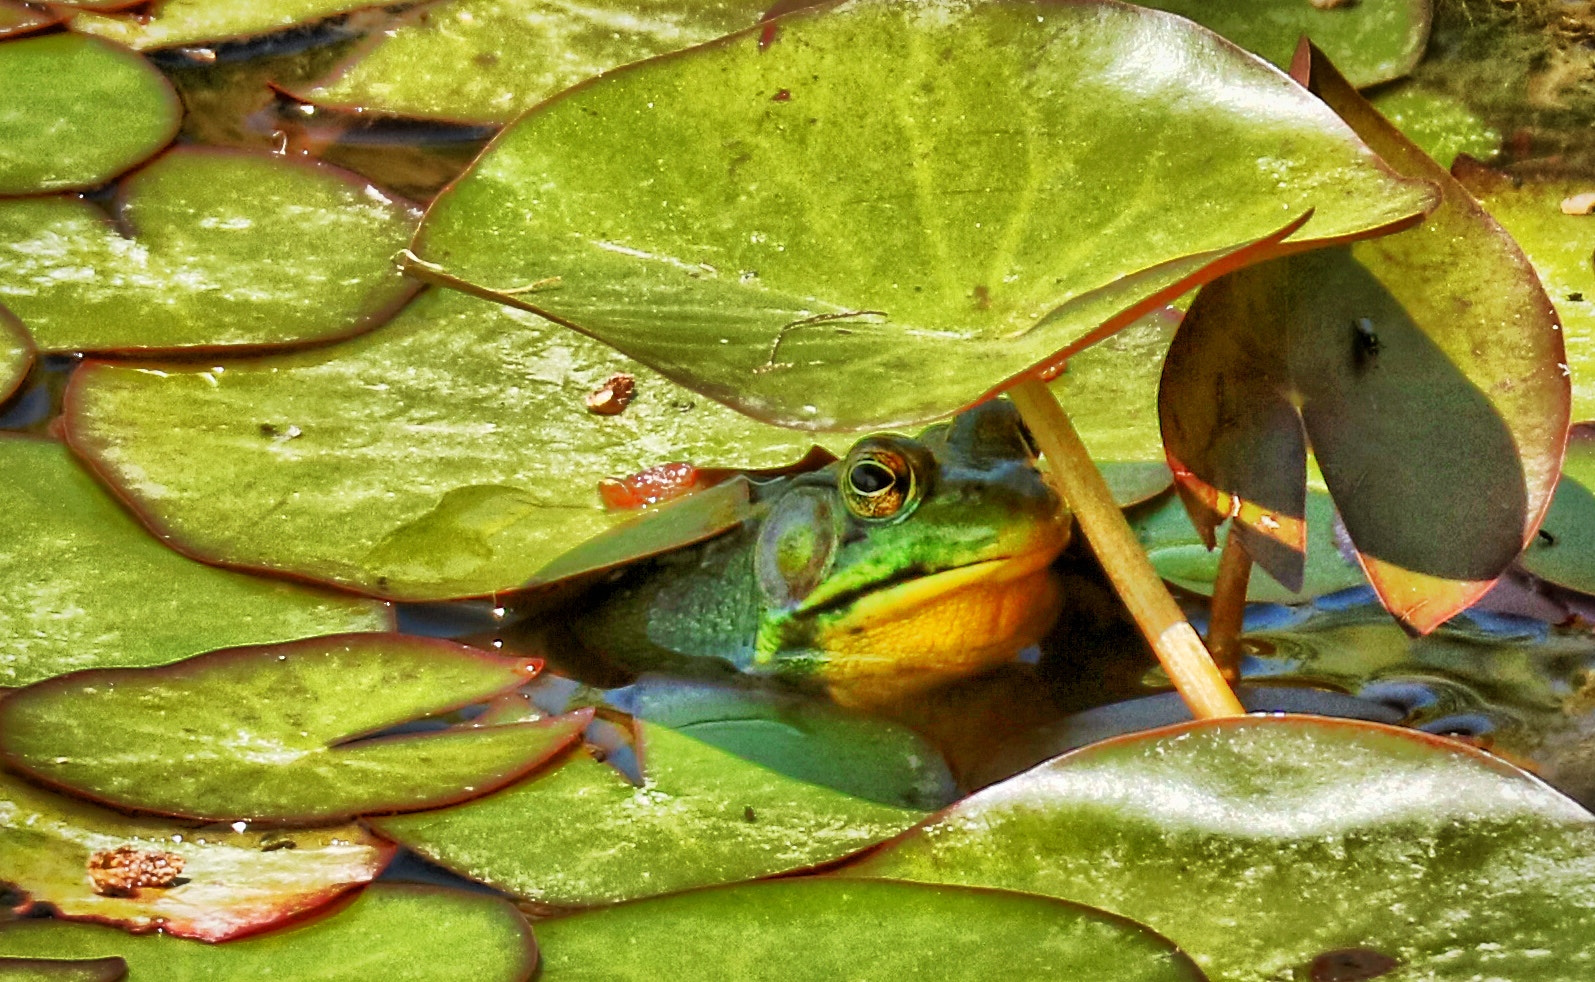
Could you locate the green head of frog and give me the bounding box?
[573,399,1071,708]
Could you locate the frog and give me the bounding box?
[568,398,1071,709]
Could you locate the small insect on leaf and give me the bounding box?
[87,846,185,897]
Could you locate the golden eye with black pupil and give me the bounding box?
[840,444,918,521]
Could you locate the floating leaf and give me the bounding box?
[68,0,392,50]
[0,306,30,406]
[0,35,180,196]
[1131,487,1363,602]
[0,2,62,39]
[0,149,418,352]
[412,0,1436,432]
[1369,85,1500,168]
[305,0,815,124]
[0,437,388,687]
[0,958,125,982]
[0,771,391,941]
[534,879,1206,980]
[1047,307,1176,465]
[0,634,584,822]
[1159,47,1566,632]
[850,716,1595,982]
[1522,423,1595,596]
[371,721,925,906]
[63,289,846,601]
[0,884,537,982]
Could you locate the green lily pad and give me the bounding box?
[412,0,1436,432]
[849,716,1595,982]
[0,634,585,822]
[63,289,846,601]
[534,879,1206,981]
[1158,47,1567,633]
[0,959,125,982]
[370,721,926,906]
[1047,307,1176,465]
[1144,0,1430,88]
[0,149,419,353]
[1521,422,1595,595]
[1454,165,1595,422]
[0,884,537,982]
[0,34,181,196]
[0,770,392,941]
[1369,85,1501,168]
[0,305,31,406]
[1131,487,1363,603]
[0,2,62,39]
[304,0,816,124]
[0,437,388,687]
[68,1,394,50]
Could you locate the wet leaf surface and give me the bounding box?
[63,289,847,601]
[0,149,418,352]
[1522,423,1595,596]
[1369,85,1499,168]
[305,0,813,124]
[0,35,180,196]
[370,720,926,906]
[1159,48,1567,632]
[0,437,388,687]
[0,770,391,941]
[850,716,1595,982]
[0,958,125,982]
[68,0,396,50]
[0,884,536,982]
[534,878,1207,980]
[0,634,583,822]
[413,0,1435,432]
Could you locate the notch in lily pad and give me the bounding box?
[405,0,1438,719]
[0,633,588,823]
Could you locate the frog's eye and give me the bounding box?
[840,443,920,521]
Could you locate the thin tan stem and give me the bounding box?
[1008,378,1243,719]
[1206,525,1252,679]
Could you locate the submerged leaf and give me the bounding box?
[0,149,418,352]
[0,35,180,196]
[413,0,1435,431]
[1369,85,1500,167]
[0,884,537,982]
[850,716,1595,982]
[0,437,387,687]
[535,879,1207,980]
[0,771,390,941]
[0,635,583,822]
[370,721,926,906]
[63,289,846,601]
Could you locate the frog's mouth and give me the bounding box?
[824,548,1060,622]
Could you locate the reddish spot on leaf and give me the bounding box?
[584,372,635,416]
[88,847,185,897]
[599,462,711,509]
[1309,947,1400,981]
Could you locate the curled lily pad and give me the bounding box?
[0,2,62,39]
[0,149,419,352]
[304,0,816,124]
[63,289,846,601]
[0,306,30,406]
[0,634,584,822]
[849,716,1595,982]
[0,437,388,687]
[412,0,1436,432]
[370,721,926,906]
[1159,47,1567,632]
[0,884,537,982]
[0,35,180,196]
[0,959,125,982]
[0,771,391,941]
[534,879,1206,981]
[68,1,396,50]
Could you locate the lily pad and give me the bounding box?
[0,3,62,39]
[0,959,125,982]
[1453,164,1595,422]
[0,149,419,352]
[412,0,1436,432]
[1047,307,1176,465]
[1158,47,1567,632]
[1518,423,1595,596]
[69,1,397,50]
[1131,487,1364,603]
[0,770,391,941]
[305,0,817,124]
[0,34,180,196]
[0,634,585,822]
[0,437,388,687]
[1369,85,1501,168]
[0,884,537,982]
[0,306,30,406]
[534,879,1206,981]
[63,289,846,601]
[849,716,1595,982]
[370,721,926,906]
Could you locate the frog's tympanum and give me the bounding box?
[572,400,1070,709]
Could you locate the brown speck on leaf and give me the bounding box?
[585,373,636,416]
[972,285,991,311]
[1309,948,1399,982]
[743,806,758,823]
[88,846,186,897]
[773,89,791,102]
[1308,0,1356,9]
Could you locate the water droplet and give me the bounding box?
[231,821,248,833]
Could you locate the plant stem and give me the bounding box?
[1206,525,1251,679]
[1008,378,1243,720]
